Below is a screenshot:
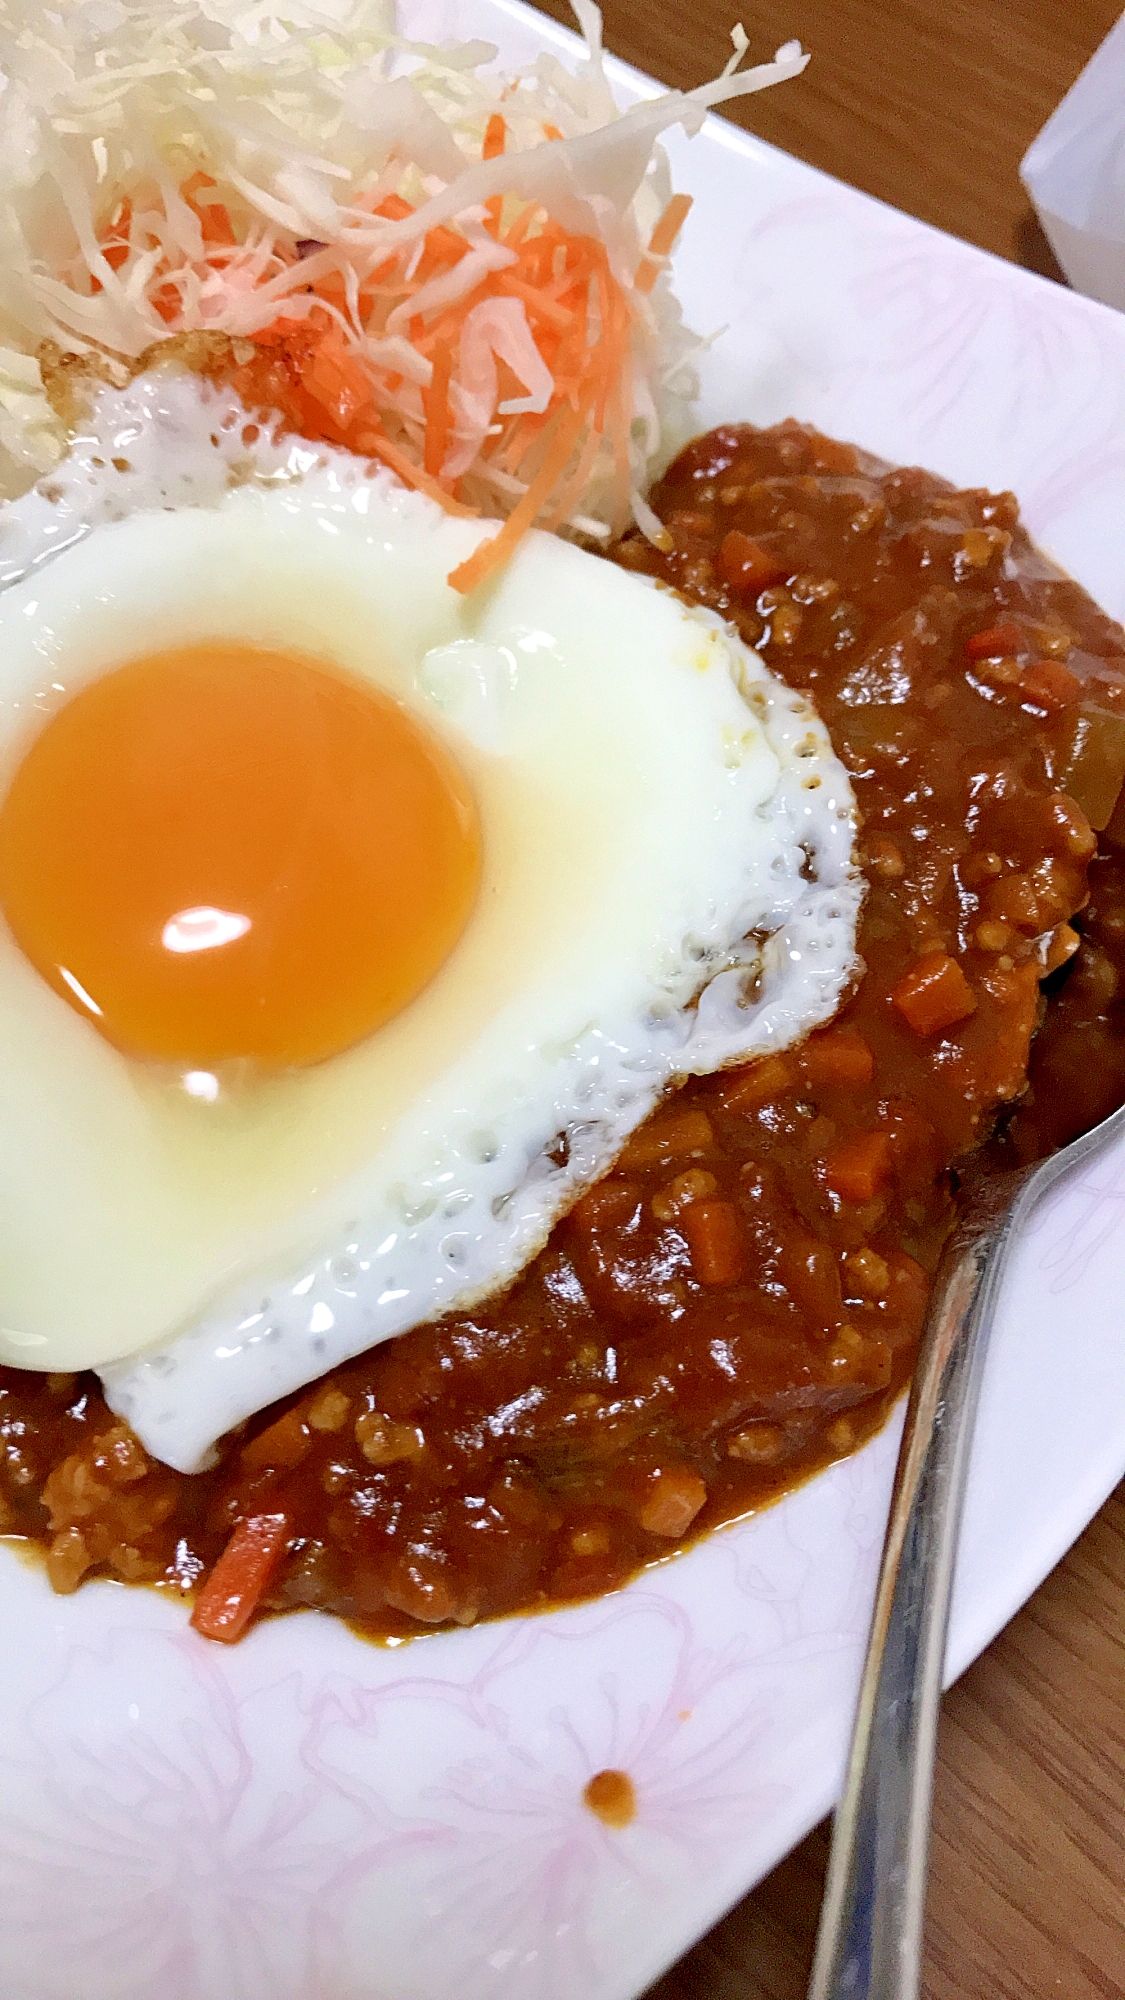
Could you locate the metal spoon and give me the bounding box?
[806,1093,1125,2000]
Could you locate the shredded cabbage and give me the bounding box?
[0,1,807,536]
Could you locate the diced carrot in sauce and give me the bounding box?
[719,529,788,596]
[680,1199,744,1285]
[569,1179,642,1232]
[716,1053,794,1113]
[617,1108,714,1170]
[808,435,859,475]
[965,622,1024,659]
[239,1407,312,1471]
[891,952,976,1037]
[824,1131,892,1204]
[639,1465,708,1538]
[1020,660,1082,710]
[190,1512,292,1644]
[801,1027,874,1091]
[777,1232,845,1326]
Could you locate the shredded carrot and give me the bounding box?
[181,171,237,248]
[495,271,572,329]
[634,193,693,294]
[190,1511,291,1643]
[358,425,479,516]
[482,113,507,160]
[447,380,597,594]
[100,197,132,273]
[483,113,506,239]
[144,152,666,582]
[422,345,453,481]
[498,201,543,253]
[541,415,602,532]
[647,192,694,261]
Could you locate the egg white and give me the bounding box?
[0,369,860,1470]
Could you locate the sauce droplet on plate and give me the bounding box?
[582,1768,636,1828]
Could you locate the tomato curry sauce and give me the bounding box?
[4,419,1125,1642]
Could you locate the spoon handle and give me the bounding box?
[806,1168,1033,2000]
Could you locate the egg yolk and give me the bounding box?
[0,643,481,1070]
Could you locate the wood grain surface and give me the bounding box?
[525,3,1125,1994]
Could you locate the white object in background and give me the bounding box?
[1022,12,1125,312]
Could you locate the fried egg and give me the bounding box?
[0,367,860,1472]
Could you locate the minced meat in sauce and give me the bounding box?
[5,419,1125,1640]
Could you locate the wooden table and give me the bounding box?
[527,3,1125,1992]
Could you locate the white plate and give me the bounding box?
[4,8,1125,1998]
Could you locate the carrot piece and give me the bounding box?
[824,1131,892,1205]
[716,1053,794,1113]
[99,197,132,273]
[647,192,694,260]
[423,342,453,479]
[965,622,1023,659]
[499,200,542,252]
[191,1512,292,1644]
[569,1177,643,1236]
[497,409,548,476]
[617,1107,714,1170]
[639,1465,708,1538]
[801,1027,874,1092]
[719,529,789,596]
[371,192,415,222]
[808,435,859,476]
[891,952,976,1037]
[446,385,595,593]
[634,192,693,294]
[179,172,237,248]
[305,329,373,430]
[239,1407,311,1471]
[680,1200,744,1285]
[191,186,636,581]
[778,1231,845,1326]
[482,114,507,238]
[542,121,564,141]
[356,424,479,517]
[495,272,572,329]
[1020,659,1082,711]
[540,415,603,532]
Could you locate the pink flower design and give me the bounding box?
[1026,1152,1125,1294]
[0,1624,446,2000]
[301,1597,785,2000]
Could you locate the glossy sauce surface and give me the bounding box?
[4,421,1125,1640]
